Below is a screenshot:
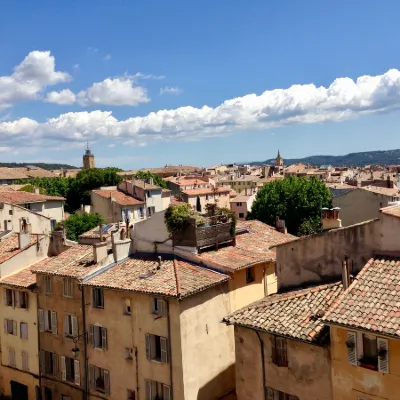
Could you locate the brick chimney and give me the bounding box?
[321,207,342,231]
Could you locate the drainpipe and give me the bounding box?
[80,285,89,400]
[167,300,174,398]
[37,290,42,400]
[255,330,266,400]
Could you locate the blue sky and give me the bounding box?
[1,0,400,169]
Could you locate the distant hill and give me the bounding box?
[245,149,400,167]
[0,162,78,171]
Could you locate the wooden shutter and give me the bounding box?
[271,336,277,364]
[15,291,20,308]
[61,356,66,381]
[52,353,58,377]
[74,360,80,386]
[150,298,156,313]
[11,290,15,308]
[24,292,29,309]
[104,369,110,395]
[89,324,94,346]
[40,350,45,374]
[12,320,17,336]
[266,388,274,400]
[51,311,57,334]
[377,337,389,373]
[72,316,78,337]
[145,379,151,400]
[101,327,107,349]
[145,334,151,359]
[158,299,167,316]
[346,331,357,366]
[44,310,50,332]
[3,288,6,305]
[163,384,171,400]
[20,322,28,340]
[161,337,168,363]
[89,365,95,389]
[276,337,288,367]
[63,315,69,336]
[4,319,7,334]
[38,309,44,332]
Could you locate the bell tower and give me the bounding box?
[275,149,283,167]
[83,142,95,169]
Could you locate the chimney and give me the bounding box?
[112,229,132,262]
[48,230,66,256]
[93,242,108,264]
[18,220,31,249]
[342,255,351,289]
[321,207,342,231]
[99,222,103,242]
[275,216,287,234]
[157,256,162,269]
[34,187,40,194]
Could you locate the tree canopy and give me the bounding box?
[131,171,167,189]
[63,213,104,241]
[247,176,332,236]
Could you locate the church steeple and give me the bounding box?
[83,142,95,169]
[275,149,283,167]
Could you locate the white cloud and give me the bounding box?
[108,143,116,148]
[77,77,150,106]
[87,47,98,54]
[160,86,182,95]
[0,51,71,110]
[73,64,80,71]
[132,72,165,80]
[2,69,400,149]
[45,89,76,105]
[103,54,111,61]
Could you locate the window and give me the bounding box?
[41,350,58,377]
[4,288,13,306]
[239,213,245,219]
[17,291,28,309]
[8,348,16,367]
[61,356,80,385]
[89,365,110,395]
[266,387,298,400]
[51,219,57,230]
[124,299,131,315]
[151,298,167,316]
[63,278,74,297]
[145,380,171,400]
[146,334,168,363]
[125,347,133,360]
[44,387,52,400]
[139,207,144,219]
[147,190,152,198]
[20,322,28,340]
[346,331,389,373]
[21,351,29,371]
[92,288,104,309]
[24,203,31,210]
[272,336,288,367]
[237,202,242,206]
[4,319,17,335]
[63,315,78,338]
[38,309,57,334]
[43,276,52,294]
[89,325,107,349]
[246,267,255,283]
[147,206,155,216]
[205,194,209,200]
[127,389,136,400]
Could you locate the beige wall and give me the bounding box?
[276,220,380,290]
[37,274,85,399]
[179,283,235,400]
[183,192,230,213]
[332,188,393,227]
[330,327,400,400]
[234,326,332,400]
[0,287,40,399]
[378,211,400,252]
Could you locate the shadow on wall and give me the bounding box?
[197,364,235,400]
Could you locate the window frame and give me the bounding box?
[92,288,104,309]
[89,324,108,349]
[62,278,74,298]
[151,298,167,316]
[89,365,110,395]
[4,288,13,307]
[246,266,255,283]
[146,333,168,363]
[272,336,288,367]
[239,212,245,219]
[20,322,28,340]
[43,275,52,295]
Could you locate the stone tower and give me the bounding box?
[82,143,95,169]
[275,149,283,167]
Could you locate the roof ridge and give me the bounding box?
[173,258,181,297]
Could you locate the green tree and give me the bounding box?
[63,213,104,241]
[247,176,332,236]
[131,171,167,188]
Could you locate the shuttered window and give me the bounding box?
[377,337,389,373]
[272,336,288,367]
[89,365,110,395]
[20,322,28,340]
[144,380,171,400]
[89,325,107,349]
[145,334,168,363]
[63,278,74,297]
[61,356,80,385]
[43,275,52,294]
[4,319,17,335]
[21,351,29,371]
[150,298,167,316]
[8,348,16,367]
[266,387,298,400]
[42,350,58,377]
[346,331,357,366]
[64,315,78,338]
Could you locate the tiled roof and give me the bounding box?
[0,191,65,204]
[381,205,400,219]
[360,185,400,197]
[323,256,400,337]
[0,233,38,264]
[83,256,230,298]
[0,265,36,288]
[31,245,98,279]
[199,220,297,271]
[128,179,161,190]
[0,168,29,180]
[13,167,57,178]
[78,224,116,239]
[224,282,343,343]
[284,163,308,174]
[182,187,231,196]
[230,190,256,203]
[0,185,27,191]
[92,189,144,206]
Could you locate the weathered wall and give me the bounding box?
[37,274,85,399]
[377,212,400,253]
[330,327,400,400]
[234,326,332,400]
[332,189,392,227]
[0,366,39,399]
[179,283,235,400]
[276,220,380,290]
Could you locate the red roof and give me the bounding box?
[92,189,144,206]
[0,191,65,204]
[182,187,231,196]
[0,265,36,288]
[0,233,38,264]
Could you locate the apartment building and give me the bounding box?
[165,176,212,195]
[230,189,257,221]
[216,174,260,192]
[0,230,50,400]
[180,187,231,212]
[224,282,342,400]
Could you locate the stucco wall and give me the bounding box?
[179,283,235,400]
[276,220,380,290]
[234,326,332,400]
[330,327,400,400]
[332,189,393,227]
[0,365,39,399]
[377,212,400,252]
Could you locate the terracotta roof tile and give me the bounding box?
[82,256,230,298]
[182,187,231,196]
[381,205,400,219]
[13,167,57,178]
[0,168,29,180]
[224,282,343,343]
[127,179,161,190]
[199,220,297,271]
[0,265,36,288]
[323,256,400,337]
[0,191,65,204]
[92,189,144,206]
[0,233,38,264]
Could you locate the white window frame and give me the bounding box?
[61,356,80,386]
[63,278,74,298]
[89,324,107,349]
[4,319,17,335]
[63,315,78,338]
[20,322,28,340]
[21,350,29,371]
